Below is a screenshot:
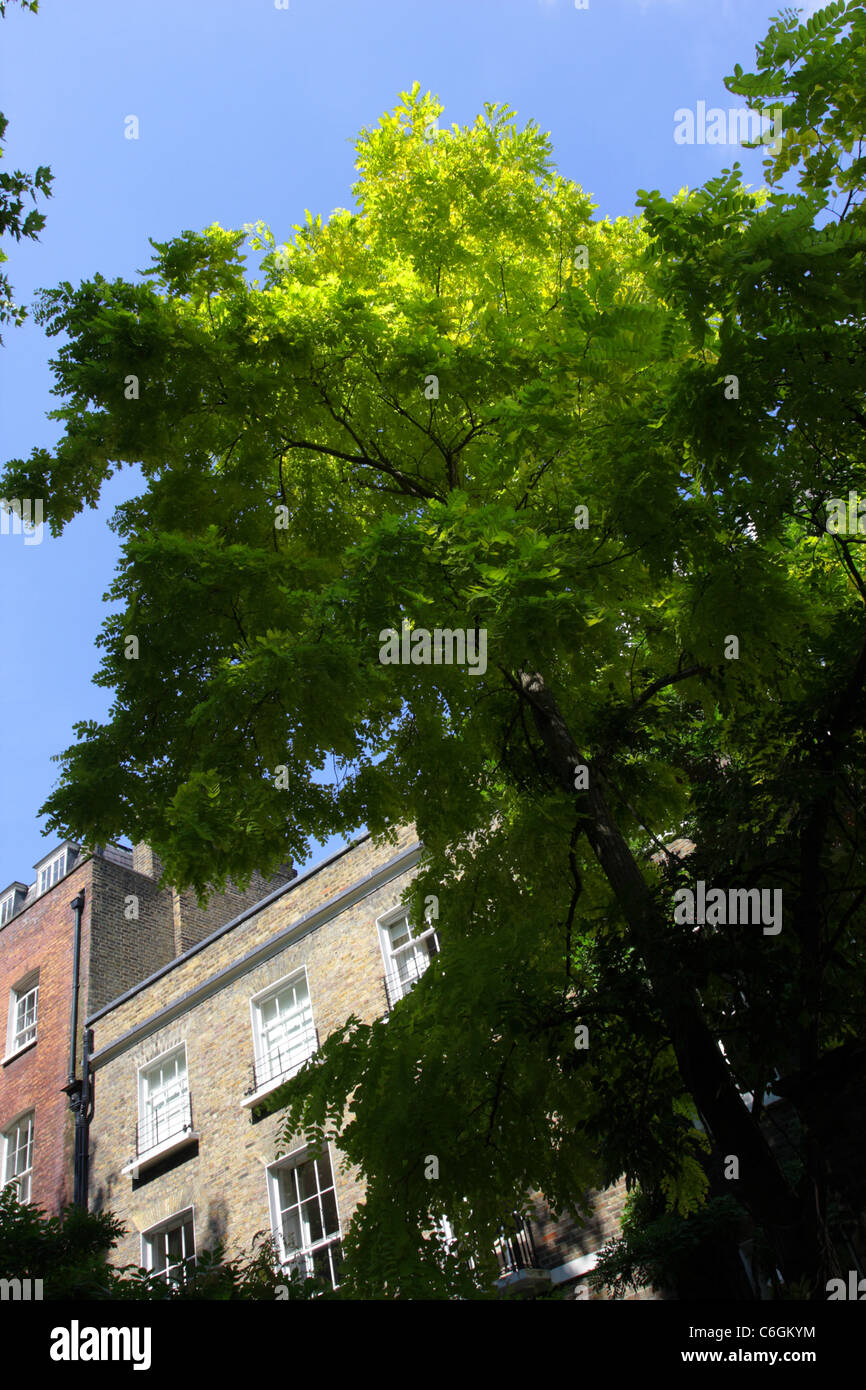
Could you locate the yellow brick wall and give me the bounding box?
[88,828,420,1268]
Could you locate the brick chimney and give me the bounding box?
[132,843,165,881]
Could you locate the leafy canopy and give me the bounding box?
[4,3,866,1294]
[0,0,52,341]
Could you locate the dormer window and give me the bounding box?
[0,883,27,926]
[37,850,67,896]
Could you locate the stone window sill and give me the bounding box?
[2,1038,37,1066]
[122,1129,199,1178]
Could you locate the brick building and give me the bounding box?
[83,826,644,1297]
[6,821,861,1299]
[0,839,293,1220]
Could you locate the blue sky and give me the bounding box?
[0,0,798,885]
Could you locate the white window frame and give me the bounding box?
[137,1044,191,1157]
[2,1112,34,1204]
[37,849,67,896]
[267,1144,343,1289]
[0,894,15,926]
[249,967,317,1095]
[142,1207,196,1286]
[7,973,38,1056]
[376,904,440,1007]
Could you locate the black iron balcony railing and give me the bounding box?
[382,933,441,1011]
[384,967,424,1011]
[136,1094,193,1157]
[281,1236,343,1290]
[494,1217,539,1277]
[250,1022,319,1093]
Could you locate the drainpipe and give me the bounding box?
[67,891,84,1084]
[73,1026,94,1209]
[63,891,90,1208]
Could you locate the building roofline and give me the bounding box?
[86,831,377,1024]
[87,835,422,1066]
[0,841,134,923]
[32,840,81,872]
[0,852,95,937]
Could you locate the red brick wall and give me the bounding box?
[527,1180,664,1299]
[528,1180,629,1269]
[0,857,93,1215]
[1,841,301,1217]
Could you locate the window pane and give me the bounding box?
[281,1209,303,1256]
[387,916,411,949]
[167,1225,183,1263]
[296,1158,318,1202]
[278,1166,298,1211]
[300,1196,323,1245]
[281,977,308,1012]
[395,944,423,985]
[260,995,280,1027]
[316,1150,334,1187]
[321,1189,339,1238]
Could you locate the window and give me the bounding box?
[37,850,66,896]
[380,908,440,1006]
[269,1148,342,1289]
[3,1114,34,1204]
[138,1047,191,1156]
[143,1210,196,1287]
[9,975,38,1053]
[0,884,26,927]
[251,971,316,1091]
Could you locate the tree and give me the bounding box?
[589,1189,750,1301]
[635,0,866,1294]
[3,3,865,1297]
[0,1181,126,1300]
[0,0,52,341]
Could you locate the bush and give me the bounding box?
[589,1187,749,1300]
[0,1185,327,1299]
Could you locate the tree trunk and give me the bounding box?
[518,669,818,1292]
